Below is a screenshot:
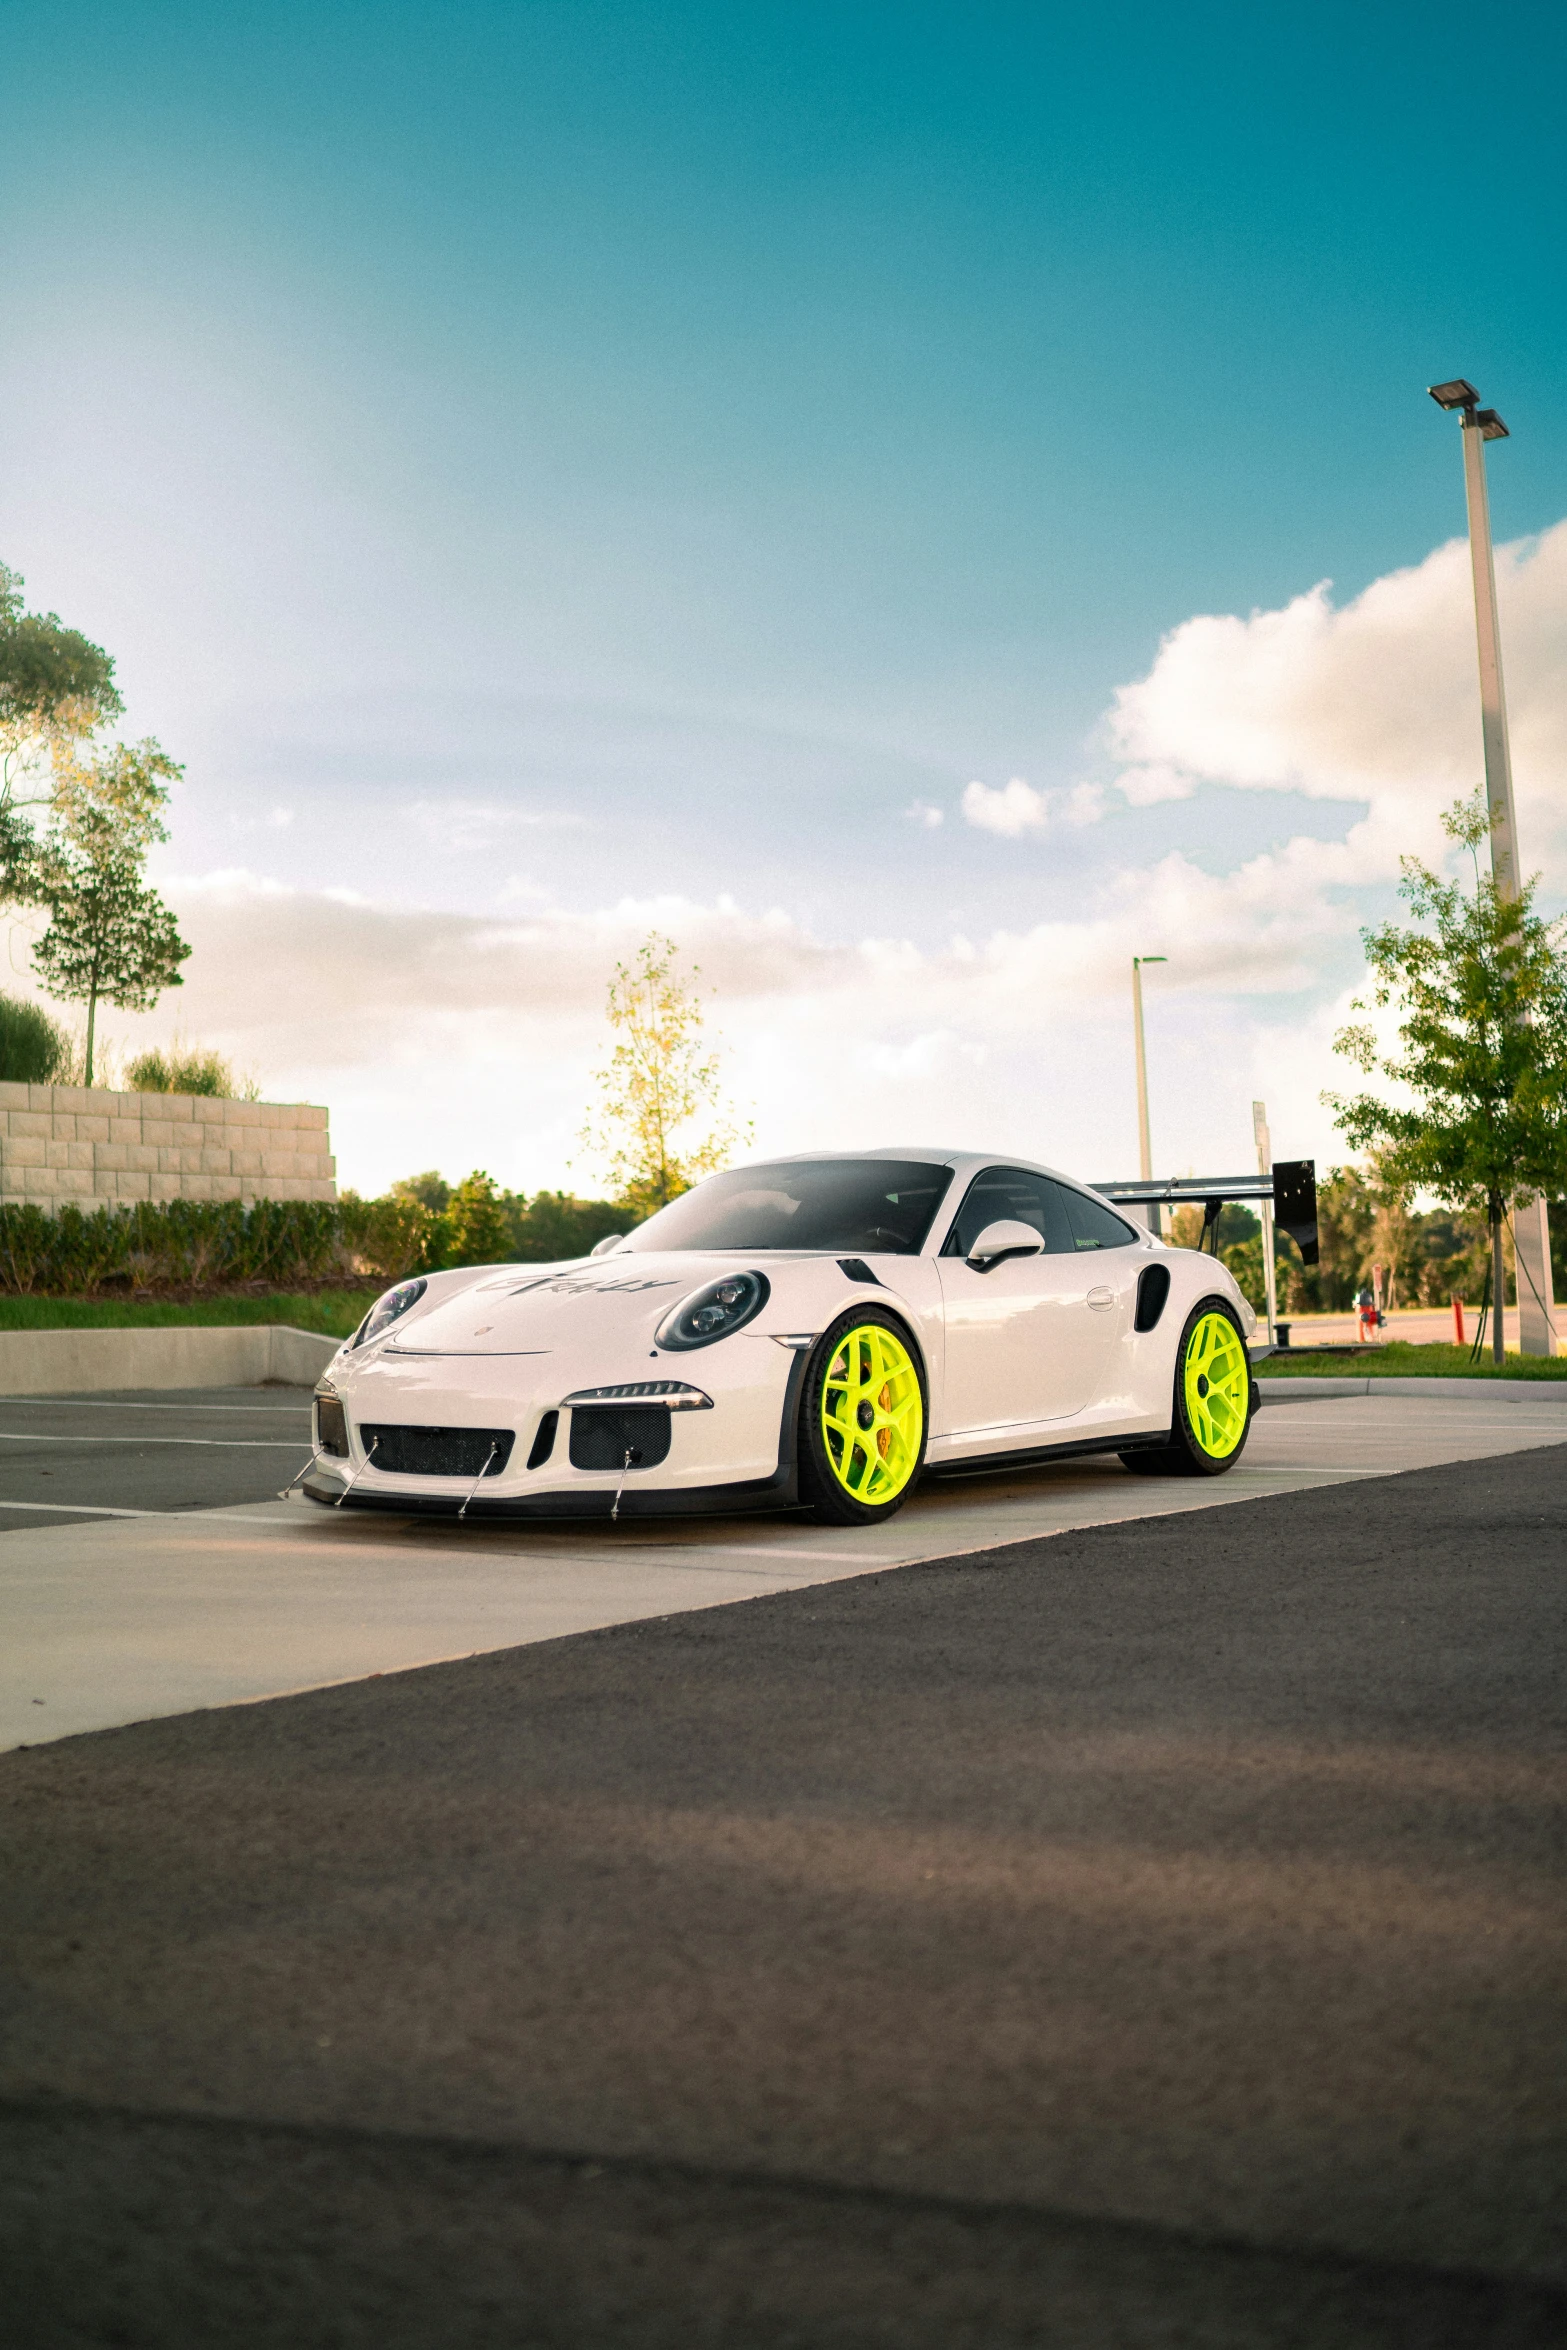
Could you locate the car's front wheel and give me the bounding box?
[1120,1299,1255,1477]
[798,1308,927,1525]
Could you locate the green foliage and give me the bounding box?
[445,1169,511,1264]
[0,563,124,906]
[0,1288,378,1338]
[1256,1340,1567,1382]
[337,1190,439,1283]
[1327,795,1567,1221]
[0,1198,343,1297]
[0,563,122,745]
[391,1169,451,1213]
[126,1042,248,1098]
[32,738,191,1083]
[0,992,70,1084]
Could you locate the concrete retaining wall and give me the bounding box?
[0,1325,340,1395]
[0,1083,335,1210]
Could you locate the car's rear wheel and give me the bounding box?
[799,1309,927,1525]
[1119,1299,1255,1477]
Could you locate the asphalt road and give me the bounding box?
[2,1443,1564,2348]
[0,1385,315,1527]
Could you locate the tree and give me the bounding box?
[0,563,122,901]
[445,1170,511,1264]
[1326,795,1567,1363]
[577,933,751,1218]
[31,740,190,1086]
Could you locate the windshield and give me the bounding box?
[618,1159,953,1255]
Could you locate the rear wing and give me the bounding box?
[1092,1160,1319,1265]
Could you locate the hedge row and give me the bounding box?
[0,1186,626,1296]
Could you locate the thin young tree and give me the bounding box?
[31,739,191,1086]
[578,932,751,1217]
[1325,795,1567,1364]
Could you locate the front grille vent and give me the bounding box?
[568,1405,672,1472]
[357,1424,515,1478]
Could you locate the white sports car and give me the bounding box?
[304,1149,1259,1529]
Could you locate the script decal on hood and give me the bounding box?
[480,1272,682,1300]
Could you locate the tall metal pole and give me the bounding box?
[1132,954,1166,1237]
[1253,1099,1277,1344]
[1434,382,1557,1356]
[1132,958,1152,1182]
[1458,413,1522,899]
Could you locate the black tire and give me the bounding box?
[798,1306,929,1527]
[1119,1297,1255,1479]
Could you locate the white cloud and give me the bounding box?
[1107,519,1567,882]
[903,799,945,828]
[961,776,1050,836]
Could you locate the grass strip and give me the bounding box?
[1258,1340,1567,1380]
[0,1291,378,1340]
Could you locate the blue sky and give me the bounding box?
[2,2,1564,1191]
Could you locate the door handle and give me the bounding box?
[1087,1285,1115,1311]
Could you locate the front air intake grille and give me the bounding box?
[357,1424,515,1478]
[568,1405,672,1472]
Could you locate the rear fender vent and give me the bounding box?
[1134,1264,1172,1333]
[838,1258,880,1284]
[568,1404,672,1472]
[357,1425,515,1478]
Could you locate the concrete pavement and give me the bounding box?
[4,1383,1567,1750]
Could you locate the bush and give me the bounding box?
[126,1043,254,1098]
[0,994,70,1085]
[0,1173,627,1297]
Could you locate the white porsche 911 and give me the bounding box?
[304,1149,1259,1529]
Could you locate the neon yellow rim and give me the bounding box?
[820,1323,923,1506]
[1182,1310,1249,1458]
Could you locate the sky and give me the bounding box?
[1,0,1564,1196]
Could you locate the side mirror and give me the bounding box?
[589,1234,625,1258]
[966,1218,1044,1271]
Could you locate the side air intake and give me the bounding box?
[1134,1265,1172,1332]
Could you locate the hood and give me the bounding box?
[381,1254,741,1357]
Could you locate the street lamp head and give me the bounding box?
[1133,955,1167,967]
[1429,378,1480,411]
[1475,408,1509,441]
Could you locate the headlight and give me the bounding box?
[655,1270,770,1351]
[354,1277,428,1348]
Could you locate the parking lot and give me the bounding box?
[2,1384,1563,2348]
[5,1379,1567,1751]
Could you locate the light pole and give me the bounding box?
[1131,954,1166,1187]
[1428,379,1556,1355]
[1253,1099,1277,1344]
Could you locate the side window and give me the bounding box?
[944,1168,1075,1257]
[1063,1189,1139,1251]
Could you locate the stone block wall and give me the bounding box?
[0,1085,336,1210]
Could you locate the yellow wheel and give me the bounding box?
[1122,1298,1254,1478]
[801,1310,926,1523]
[1182,1309,1250,1460]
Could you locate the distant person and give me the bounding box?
[1356,1283,1378,1342]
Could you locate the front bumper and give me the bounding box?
[304,1340,809,1522]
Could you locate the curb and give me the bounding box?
[0,1324,339,1396]
[1257,1374,1567,1403]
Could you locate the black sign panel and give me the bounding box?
[1272,1158,1319,1266]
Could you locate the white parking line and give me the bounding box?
[0,1432,308,1449]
